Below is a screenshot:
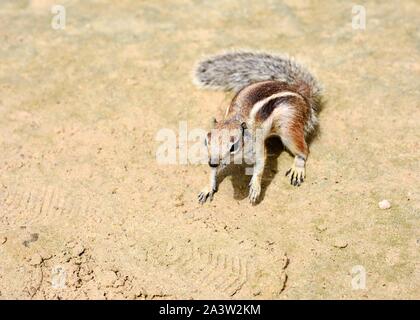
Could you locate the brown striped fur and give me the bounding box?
[208,80,312,164]
[256,95,304,122]
[259,93,310,158]
[227,80,302,118]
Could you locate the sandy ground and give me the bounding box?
[0,0,419,299]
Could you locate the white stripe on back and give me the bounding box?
[249,91,303,122]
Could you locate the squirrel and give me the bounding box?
[193,51,322,204]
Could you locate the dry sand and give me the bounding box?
[0,0,419,299]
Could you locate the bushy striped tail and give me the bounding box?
[194,50,322,111]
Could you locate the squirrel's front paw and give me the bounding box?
[198,188,215,204]
[285,165,305,186]
[248,180,261,204]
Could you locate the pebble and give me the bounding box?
[333,240,348,249]
[39,249,52,260]
[71,243,85,257]
[100,270,118,287]
[28,253,43,266]
[379,200,391,210]
[113,277,126,288]
[1,237,6,245]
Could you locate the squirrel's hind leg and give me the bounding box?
[280,125,309,186]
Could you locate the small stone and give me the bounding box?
[379,200,391,210]
[39,249,52,260]
[252,290,262,297]
[113,277,126,288]
[333,240,348,249]
[98,270,118,287]
[1,237,6,244]
[72,244,85,256]
[80,272,94,282]
[28,253,43,266]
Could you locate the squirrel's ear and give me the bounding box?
[211,117,218,128]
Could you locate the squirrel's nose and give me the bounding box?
[208,160,219,168]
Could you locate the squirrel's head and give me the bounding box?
[204,118,248,168]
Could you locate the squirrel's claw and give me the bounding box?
[248,181,261,204]
[198,188,215,204]
[286,165,305,187]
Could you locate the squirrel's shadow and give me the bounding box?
[217,136,285,204]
